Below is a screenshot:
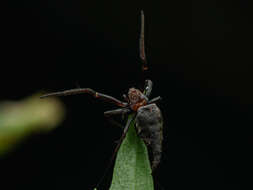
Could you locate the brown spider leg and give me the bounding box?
[140,10,148,71]
[106,117,124,129]
[104,108,131,127]
[95,115,136,189]
[104,108,131,117]
[143,79,153,98]
[40,88,127,107]
[148,96,162,104]
[108,114,136,165]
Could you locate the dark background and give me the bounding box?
[1,0,253,189]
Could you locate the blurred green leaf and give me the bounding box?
[0,93,65,155]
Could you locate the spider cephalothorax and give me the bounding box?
[128,88,148,111]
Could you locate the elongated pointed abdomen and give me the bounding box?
[135,103,163,171]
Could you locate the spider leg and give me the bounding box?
[104,108,131,117]
[40,88,128,107]
[110,115,136,162]
[94,115,136,189]
[144,79,153,98]
[148,96,162,104]
[106,117,124,129]
[140,10,148,71]
[104,108,131,129]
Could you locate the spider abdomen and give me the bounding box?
[135,103,163,171]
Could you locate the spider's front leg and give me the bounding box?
[40,88,128,107]
[104,108,131,129]
[104,108,131,117]
[140,10,148,71]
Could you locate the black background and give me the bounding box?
[1,0,253,189]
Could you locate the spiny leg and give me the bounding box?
[108,114,136,164]
[40,88,128,107]
[104,108,131,129]
[143,79,153,98]
[106,117,124,129]
[95,115,136,189]
[104,108,131,117]
[140,10,148,71]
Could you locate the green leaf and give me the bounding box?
[109,115,154,190]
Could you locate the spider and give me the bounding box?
[40,11,163,171]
